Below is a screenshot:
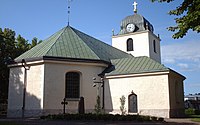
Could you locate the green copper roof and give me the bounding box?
[15,26,131,62]
[105,56,169,76]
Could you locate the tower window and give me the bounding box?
[65,72,80,98]
[153,40,157,53]
[127,38,133,51]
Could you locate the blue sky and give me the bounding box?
[1,0,200,95]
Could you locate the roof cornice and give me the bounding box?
[8,56,111,68]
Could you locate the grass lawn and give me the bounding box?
[191,118,200,122]
[189,115,200,122]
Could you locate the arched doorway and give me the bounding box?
[128,93,137,113]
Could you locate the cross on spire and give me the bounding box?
[133,1,138,13]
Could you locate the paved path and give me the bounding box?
[165,118,200,125]
[0,118,200,125]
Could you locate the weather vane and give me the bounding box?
[133,1,138,13]
[67,0,73,26]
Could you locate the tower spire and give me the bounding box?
[133,1,138,14]
[67,0,72,26]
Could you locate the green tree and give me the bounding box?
[0,28,42,101]
[31,37,42,48]
[151,0,200,39]
[16,34,30,55]
[31,37,38,48]
[0,28,16,100]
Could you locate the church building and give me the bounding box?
[7,2,185,118]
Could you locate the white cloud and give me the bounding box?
[177,63,189,69]
[162,41,200,62]
[185,83,200,88]
[184,83,200,95]
[161,40,200,71]
[163,58,176,64]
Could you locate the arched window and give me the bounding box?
[127,38,133,51]
[65,72,80,99]
[153,40,157,53]
[128,93,137,113]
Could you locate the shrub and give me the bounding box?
[40,113,163,122]
[136,115,144,122]
[126,115,135,121]
[195,110,200,115]
[141,115,151,121]
[151,116,157,121]
[158,117,164,122]
[94,96,101,114]
[120,95,126,115]
[185,108,196,115]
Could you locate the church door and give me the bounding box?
[128,93,137,113]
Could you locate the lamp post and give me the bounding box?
[92,77,104,110]
[21,59,29,118]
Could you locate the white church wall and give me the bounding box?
[112,31,150,57]
[7,63,44,117]
[105,72,171,118]
[112,31,161,63]
[7,67,24,117]
[168,70,185,117]
[148,32,161,63]
[25,64,44,116]
[43,61,107,115]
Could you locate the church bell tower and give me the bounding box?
[112,1,161,63]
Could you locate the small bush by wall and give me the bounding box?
[185,108,200,115]
[40,113,164,122]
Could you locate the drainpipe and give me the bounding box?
[21,59,29,118]
[101,76,105,110]
[98,63,113,111]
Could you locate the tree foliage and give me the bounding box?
[0,28,42,100]
[151,0,200,39]
[0,28,15,101]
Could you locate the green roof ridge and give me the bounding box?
[69,26,100,60]
[45,26,100,60]
[105,56,169,76]
[15,26,131,62]
[45,27,68,56]
[71,27,131,61]
[15,28,64,60]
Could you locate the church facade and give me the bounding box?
[7,4,185,118]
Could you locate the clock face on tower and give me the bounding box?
[126,23,135,32]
